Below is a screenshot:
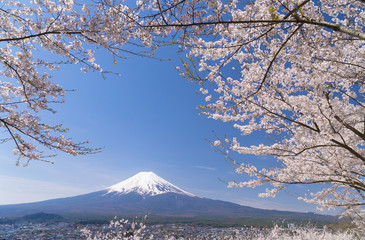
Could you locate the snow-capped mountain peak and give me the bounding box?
[106,171,195,197]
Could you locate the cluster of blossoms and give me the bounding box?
[80,217,153,240]
[254,225,357,240]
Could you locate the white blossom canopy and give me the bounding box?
[129,0,365,226]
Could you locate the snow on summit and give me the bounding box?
[106,172,195,197]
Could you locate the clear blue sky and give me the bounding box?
[0,46,338,215]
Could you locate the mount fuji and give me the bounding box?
[0,172,334,223]
[106,171,195,197]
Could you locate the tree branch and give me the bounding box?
[145,18,365,40]
[334,115,365,141]
[252,23,303,96]
[0,30,86,43]
[331,138,365,163]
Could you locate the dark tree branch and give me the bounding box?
[0,30,87,43]
[334,115,365,141]
[331,138,365,163]
[252,23,303,96]
[145,18,365,40]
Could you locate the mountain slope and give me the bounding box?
[0,172,335,222]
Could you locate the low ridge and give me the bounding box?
[106,171,195,197]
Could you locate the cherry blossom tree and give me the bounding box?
[0,0,157,165]
[2,0,364,232]
[122,0,365,231]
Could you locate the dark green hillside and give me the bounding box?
[22,212,64,221]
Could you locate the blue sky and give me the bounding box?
[0,46,339,215]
